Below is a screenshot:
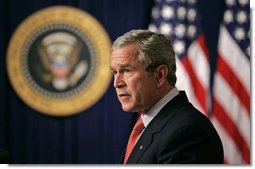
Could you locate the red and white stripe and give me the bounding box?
[176,35,210,116]
[212,25,250,164]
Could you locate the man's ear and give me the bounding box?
[155,65,168,88]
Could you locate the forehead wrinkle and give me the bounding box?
[120,64,132,68]
[110,63,133,71]
[110,44,141,70]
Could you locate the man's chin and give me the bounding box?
[122,108,132,112]
[121,105,138,113]
[121,105,133,112]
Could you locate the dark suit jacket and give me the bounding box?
[121,91,224,164]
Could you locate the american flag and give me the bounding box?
[212,0,250,164]
[148,0,250,164]
[149,0,210,116]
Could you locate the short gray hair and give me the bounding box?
[112,29,177,86]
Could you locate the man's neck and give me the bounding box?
[143,84,175,114]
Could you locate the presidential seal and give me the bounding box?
[7,6,112,116]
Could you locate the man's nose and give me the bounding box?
[113,74,125,88]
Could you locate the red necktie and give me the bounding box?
[124,115,145,164]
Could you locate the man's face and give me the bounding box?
[110,44,158,112]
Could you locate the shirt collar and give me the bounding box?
[142,88,179,127]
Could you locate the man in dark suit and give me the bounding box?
[110,29,223,164]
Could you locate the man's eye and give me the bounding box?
[124,69,131,73]
[111,71,117,76]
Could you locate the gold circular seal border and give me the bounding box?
[7,6,112,116]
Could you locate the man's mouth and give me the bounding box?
[118,93,130,99]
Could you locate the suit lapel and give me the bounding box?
[126,92,189,164]
[126,127,153,163]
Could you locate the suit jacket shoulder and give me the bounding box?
[126,91,224,164]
